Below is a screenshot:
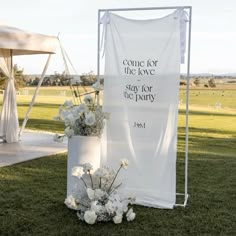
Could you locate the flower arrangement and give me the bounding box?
[53,81,108,141]
[64,159,136,224]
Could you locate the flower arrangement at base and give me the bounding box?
[53,82,108,141]
[64,159,136,224]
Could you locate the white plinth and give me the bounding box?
[67,135,101,197]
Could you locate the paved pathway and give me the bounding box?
[0,130,67,167]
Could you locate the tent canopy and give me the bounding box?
[0,24,58,143]
[0,24,57,55]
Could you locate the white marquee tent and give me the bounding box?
[0,24,58,143]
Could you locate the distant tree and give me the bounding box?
[193,78,200,86]
[208,78,216,88]
[180,81,187,86]
[0,64,26,90]
[14,64,26,89]
[0,70,6,90]
[80,71,97,86]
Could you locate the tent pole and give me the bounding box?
[184,6,192,207]
[96,10,101,108]
[19,54,52,138]
[99,6,191,12]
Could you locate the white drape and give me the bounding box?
[101,10,183,208]
[0,49,19,143]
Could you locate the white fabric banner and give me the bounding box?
[101,11,182,208]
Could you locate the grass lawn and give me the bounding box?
[0,87,236,235]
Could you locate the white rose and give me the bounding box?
[84,210,97,224]
[64,195,78,210]
[128,194,136,205]
[63,100,73,108]
[91,201,104,214]
[92,81,101,91]
[94,189,105,200]
[77,103,88,113]
[94,167,109,178]
[71,166,83,178]
[71,106,80,119]
[64,113,75,126]
[113,214,123,224]
[83,94,93,104]
[64,126,74,138]
[126,208,136,222]
[105,201,115,214]
[60,110,70,119]
[87,188,95,200]
[120,159,129,169]
[85,112,96,126]
[82,163,93,172]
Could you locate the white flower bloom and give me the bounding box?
[83,94,93,104]
[71,166,84,178]
[105,201,115,215]
[94,189,105,200]
[126,208,136,222]
[90,201,104,214]
[120,159,129,169]
[64,113,75,126]
[71,106,81,119]
[63,100,73,108]
[113,214,123,224]
[77,103,88,113]
[59,109,70,119]
[64,195,78,210]
[84,210,97,224]
[64,126,74,138]
[53,134,64,143]
[92,81,101,91]
[128,194,136,204]
[94,167,109,178]
[87,188,95,200]
[82,163,93,172]
[85,112,96,126]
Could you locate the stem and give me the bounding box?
[108,183,122,197]
[75,200,89,208]
[81,177,87,188]
[88,170,94,189]
[100,183,122,205]
[107,165,122,193]
[99,177,102,188]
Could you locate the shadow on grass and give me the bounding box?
[17,103,61,109]
[19,118,64,133]
[179,109,236,117]
[177,126,236,159]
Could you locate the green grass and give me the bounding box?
[0,87,236,235]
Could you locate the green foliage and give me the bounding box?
[179,80,187,86]
[80,71,97,86]
[0,64,26,90]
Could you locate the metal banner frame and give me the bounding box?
[97,6,192,207]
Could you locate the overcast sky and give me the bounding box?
[0,0,235,75]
